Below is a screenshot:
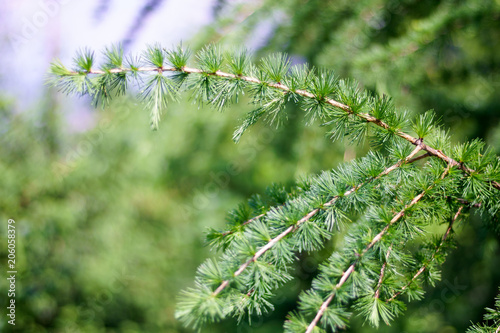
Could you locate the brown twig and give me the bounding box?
[407,152,431,164]
[375,245,393,299]
[453,197,481,208]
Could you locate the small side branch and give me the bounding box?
[407,152,431,164]
[305,265,355,333]
[387,205,464,302]
[212,146,422,297]
[375,245,393,299]
[453,197,481,208]
[219,213,266,237]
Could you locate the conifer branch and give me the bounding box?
[387,205,463,302]
[212,207,318,296]
[53,59,500,191]
[305,265,355,333]
[217,149,432,240]
[304,166,451,333]
[212,146,423,297]
[454,197,481,208]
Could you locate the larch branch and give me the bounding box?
[305,166,451,332]
[387,205,464,302]
[63,64,500,191]
[212,146,423,297]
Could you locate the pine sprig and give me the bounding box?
[387,205,463,302]
[48,45,500,190]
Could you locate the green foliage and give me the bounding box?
[260,53,291,83]
[226,48,252,76]
[197,44,224,73]
[103,44,124,68]
[143,44,166,68]
[92,45,128,108]
[140,73,177,130]
[412,111,436,139]
[74,48,95,72]
[48,42,500,333]
[467,288,500,332]
[166,44,191,69]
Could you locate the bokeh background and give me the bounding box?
[0,0,499,332]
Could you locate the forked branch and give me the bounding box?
[212,146,424,297]
[304,165,451,333]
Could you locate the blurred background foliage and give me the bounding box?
[0,0,499,332]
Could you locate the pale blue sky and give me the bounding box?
[0,0,216,116]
